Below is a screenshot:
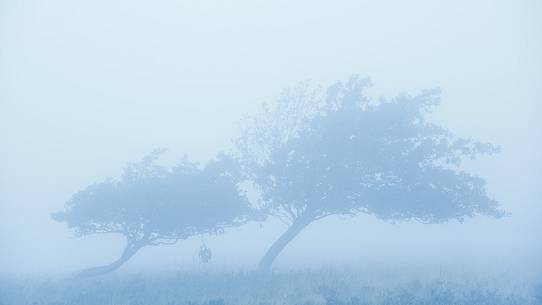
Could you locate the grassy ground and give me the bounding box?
[1,269,540,305]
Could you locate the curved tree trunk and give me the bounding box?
[77,242,144,277]
[258,216,312,271]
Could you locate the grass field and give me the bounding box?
[1,269,540,305]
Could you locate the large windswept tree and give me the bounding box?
[53,151,251,276]
[236,76,503,270]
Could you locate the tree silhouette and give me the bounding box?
[236,76,503,270]
[53,151,250,276]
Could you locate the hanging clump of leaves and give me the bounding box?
[197,243,212,264]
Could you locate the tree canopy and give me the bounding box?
[53,151,251,276]
[236,76,503,270]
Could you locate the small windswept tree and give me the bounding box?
[236,76,503,270]
[53,151,251,277]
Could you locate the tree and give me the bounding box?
[236,76,503,270]
[53,150,251,276]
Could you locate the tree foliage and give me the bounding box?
[236,76,503,269]
[53,150,250,276]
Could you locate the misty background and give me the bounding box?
[1,0,540,277]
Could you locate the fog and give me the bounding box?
[1,0,540,286]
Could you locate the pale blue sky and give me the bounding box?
[1,0,540,276]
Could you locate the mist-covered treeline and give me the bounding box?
[49,76,503,277]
